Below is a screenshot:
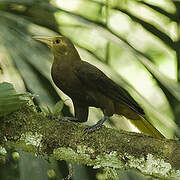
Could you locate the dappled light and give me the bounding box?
[1,0,180,179]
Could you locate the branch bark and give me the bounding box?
[0,105,180,179]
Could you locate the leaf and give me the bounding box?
[40,101,64,117]
[77,47,176,138]
[40,106,53,116]
[0,11,59,108]
[0,0,178,139]
[138,56,180,101]
[0,82,28,116]
[53,101,64,117]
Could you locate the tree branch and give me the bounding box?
[0,105,180,179]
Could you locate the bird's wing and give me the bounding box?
[73,61,144,116]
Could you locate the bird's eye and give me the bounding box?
[55,39,61,44]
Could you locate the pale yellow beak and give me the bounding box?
[32,36,53,48]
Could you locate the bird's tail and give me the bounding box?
[115,103,164,138]
[128,116,164,138]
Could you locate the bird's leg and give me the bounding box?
[48,115,78,122]
[84,116,109,133]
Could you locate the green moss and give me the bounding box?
[125,153,180,178]
[20,132,43,147]
[0,146,7,155]
[103,167,119,180]
[0,105,46,153]
[53,146,93,165]
[53,145,123,170]
[1,104,180,178]
[94,151,124,169]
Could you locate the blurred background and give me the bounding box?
[0,0,180,179]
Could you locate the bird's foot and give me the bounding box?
[47,115,78,122]
[84,116,108,134]
[84,124,104,134]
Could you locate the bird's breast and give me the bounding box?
[51,62,87,101]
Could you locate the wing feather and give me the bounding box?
[73,61,145,116]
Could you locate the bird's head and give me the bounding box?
[33,36,78,58]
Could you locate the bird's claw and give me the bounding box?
[84,124,105,134]
[84,117,107,134]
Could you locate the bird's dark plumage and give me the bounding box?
[33,35,164,138]
[73,60,145,116]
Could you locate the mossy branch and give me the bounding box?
[0,105,180,179]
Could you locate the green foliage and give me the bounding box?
[0,0,180,179]
[40,100,64,117]
[0,82,27,117]
[0,0,179,138]
[53,100,64,117]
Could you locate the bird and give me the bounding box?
[33,36,164,138]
